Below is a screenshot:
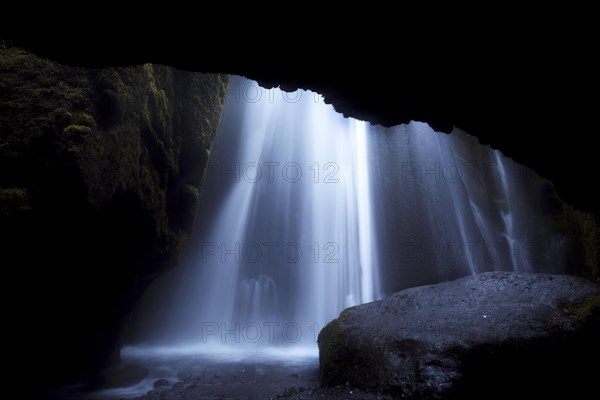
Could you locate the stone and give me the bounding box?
[319,272,600,399]
[153,379,170,389]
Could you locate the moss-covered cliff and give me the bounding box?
[565,206,600,283]
[0,43,228,396]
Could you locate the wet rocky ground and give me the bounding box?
[67,357,391,400]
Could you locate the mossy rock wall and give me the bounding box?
[0,43,228,396]
[564,205,600,283]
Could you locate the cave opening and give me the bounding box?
[79,76,569,399]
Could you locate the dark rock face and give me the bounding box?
[565,206,600,283]
[319,272,600,399]
[89,364,149,389]
[0,44,227,397]
[0,4,595,215]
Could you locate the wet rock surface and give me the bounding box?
[127,361,320,400]
[319,272,600,399]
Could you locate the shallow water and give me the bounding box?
[78,345,319,400]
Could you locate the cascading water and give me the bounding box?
[368,121,567,292]
[191,77,381,349]
[131,76,382,355]
[128,76,567,357]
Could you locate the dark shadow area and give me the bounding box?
[0,2,595,213]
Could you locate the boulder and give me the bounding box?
[319,272,600,399]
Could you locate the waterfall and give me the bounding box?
[369,121,566,292]
[129,76,567,355]
[130,77,382,353]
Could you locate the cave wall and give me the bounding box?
[565,206,600,284]
[0,43,228,396]
[0,2,595,217]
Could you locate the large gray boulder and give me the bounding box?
[319,272,600,399]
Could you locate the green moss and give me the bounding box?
[64,124,93,136]
[0,187,32,216]
[340,309,352,322]
[185,184,200,202]
[318,318,347,384]
[564,293,600,329]
[48,107,73,124]
[564,206,600,282]
[77,112,96,128]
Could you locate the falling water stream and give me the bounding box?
[90,76,567,398]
